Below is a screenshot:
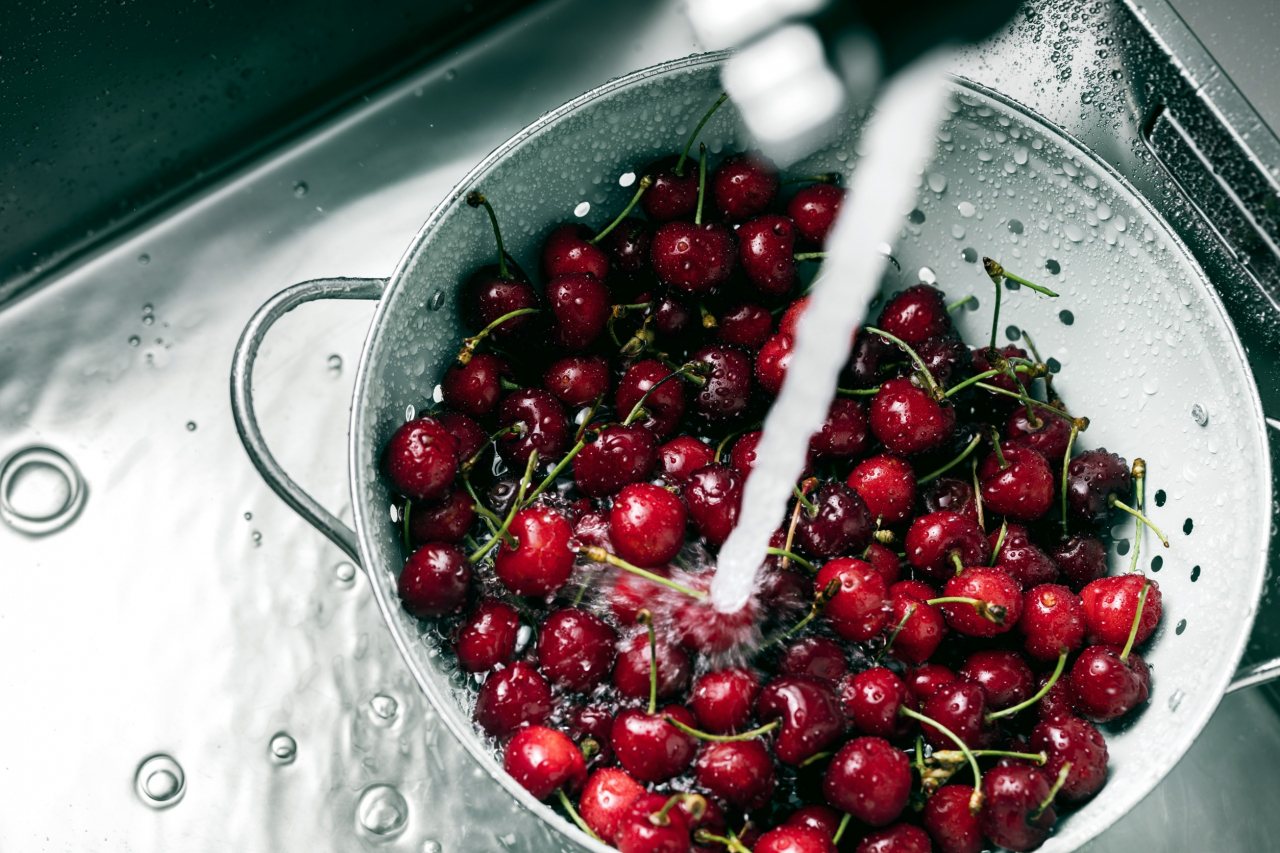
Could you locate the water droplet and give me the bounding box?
[908,208,925,224]
[1183,518,1193,535]
[244,511,252,521]
[1190,564,1201,582]
[1096,201,1112,221]
[135,754,186,808]
[918,267,936,284]
[356,784,408,837]
[1064,222,1085,242]
[142,315,154,326]
[1175,619,1187,635]
[1006,325,1021,341]
[293,181,309,197]
[327,354,342,376]
[961,247,978,263]
[405,404,417,422]
[335,561,357,584]
[952,224,966,239]
[128,335,141,347]
[1014,147,1029,165]
[1045,259,1061,275]
[1190,403,1208,426]
[0,446,87,536]
[137,253,151,265]
[186,421,197,431]
[1007,219,1024,234]
[1151,555,1163,571]
[252,530,262,546]
[1142,377,1159,395]
[957,201,976,217]
[428,290,445,311]
[370,693,399,719]
[1058,309,1074,326]
[619,172,636,187]
[927,172,947,193]
[269,732,297,764]
[444,68,457,81]
[1168,689,1185,711]
[574,201,591,217]
[422,841,443,853]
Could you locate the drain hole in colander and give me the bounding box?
[1191,565,1200,582]
[1175,620,1187,635]
[1045,258,1061,274]
[1154,490,1167,506]
[1183,518,1194,535]
[1151,556,1163,572]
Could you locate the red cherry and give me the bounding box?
[658,436,716,484]
[977,442,1055,521]
[1029,715,1108,801]
[877,284,952,345]
[651,221,738,293]
[580,768,646,843]
[547,272,611,350]
[981,765,1056,852]
[1069,645,1149,723]
[756,332,794,396]
[603,218,654,275]
[465,271,539,340]
[796,482,873,558]
[864,542,903,587]
[613,632,692,701]
[574,424,659,498]
[398,542,470,617]
[778,297,810,338]
[1049,535,1109,591]
[922,477,980,526]
[574,510,615,553]
[847,454,917,523]
[1036,669,1077,720]
[689,344,753,422]
[917,335,974,387]
[756,675,845,765]
[886,582,947,664]
[671,588,759,657]
[434,411,487,463]
[503,725,587,800]
[738,214,798,296]
[610,483,689,568]
[728,430,763,478]
[691,667,760,734]
[940,568,1023,637]
[920,682,998,750]
[810,399,870,460]
[967,345,1032,412]
[1007,405,1073,468]
[543,222,609,281]
[1017,583,1086,662]
[474,661,553,738]
[544,355,611,407]
[685,464,743,546]
[840,666,916,740]
[496,389,571,467]
[869,377,957,456]
[711,152,779,221]
[905,510,991,582]
[823,736,912,826]
[408,489,476,546]
[785,805,844,840]
[781,636,849,684]
[442,353,514,417]
[922,785,984,853]
[856,823,932,853]
[1080,575,1162,646]
[609,568,671,624]
[640,155,700,221]
[654,293,695,339]
[537,608,617,692]
[717,302,774,349]
[846,328,896,388]
[695,739,777,811]
[382,417,460,501]
[816,558,891,642]
[907,663,957,701]
[566,703,616,767]
[611,706,699,783]
[787,183,843,245]
[494,506,575,596]
[616,360,688,439]
[754,825,836,853]
[1065,448,1132,525]
[958,649,1034,712]
[454,599,521,672]
[989,523,1059,587]
[616,792,694,853]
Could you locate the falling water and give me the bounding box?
[710,51,955,613]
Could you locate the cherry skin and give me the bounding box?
[685,464,744,546]
[611,705,699,783]
[941,567,1023,638]
[695,739,777,811]
[573,510,615,553]
[454,599,521,672]
[755,825,836,853]
[786,805,844,840]
[738,214,799,296]
[989,523,1059,587]
[1007,405,1073,468]
[816,558,892,642]
[547,272,611,350]
[922,784,984,853]
[917,335,974,387]
[1066,448,1132,525]
[958,649,1034,712]
[877,284,952,345]
[865,542,903,587]
[565,704,615,768]
[756,675,845,765]
[496,389,571,467]
[922,477,980,526]
[473,661,553,738]
[1069,645,1149,723]
[613,632,692,701]
[1030,715,1109,801]
[778,296,810,338]
[869,377,957,456]
[640,154,700,221]
[905,510,991,582]
[846,327,896,388]
[689,344,753,422]
[503,724,587,800]
[1080,575,1162,646]
[840,666,916,740]
[610,482,689,568]
[796,482,874,558]
[603,218,653,275]
[823,736,912,826]
[691,666,760,734]
[493,506,575,597]
[658,436,715,484]
[711,152,780,221]
[1018,583,1086,662]
[967,345,1033,409]
[1036,670,1078,720]
[717,302,774,349]
[465,270,539,340]
[1048,534,1108,591]
[574,424,659,498]
[788,183,844,245]
[653,292,695,339]
[671,584,760,657]
[580,768,646,844]
[442,352,513,417]
[856,824,933,853]
[398,542,470,617]
[615,792,693,853]
[920,682,999,750]
[728,430,763,478]
[981,765,1057,852]
[781,636,849,684]
[543,222,609,281]
[434,411,486,463]
[408,489,476,546]
[651,221,738,293]
[382,416,460,502]
[886,582,947,664]
[608,568,671,624]
[977,441,1055,521]
[616,360,688,439]
[543,355,610,408]
[907,663,957,702]
[536,608,617,692]
[847,454,917,523]
[810,399,870,460]
[756,333,794,396]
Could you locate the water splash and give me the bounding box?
[710,51,954,613]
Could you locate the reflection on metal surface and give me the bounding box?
[134,754,186,809]
[0,446,87,536]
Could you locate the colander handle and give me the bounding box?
[230,277,387,567]
[1229,658,1280,693]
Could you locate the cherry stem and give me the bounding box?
[625,364,705,426]
[983,256,1059,351]
[694,143,708,226]
[949,551,966,577]
[700,302,718,329]
[664,716,780,742]
[674,92,728,177]
[793,483,820,515]
[928,595,1007,625]
[781,173,841,185]
[457,307,542,365]
[972,381,1075,421]
[1128,458,1147,573]
[522,441,585,508]
[462,424,522,474]
[1061,422,1079,536]
[694,830,752,853]
[987,650,1068,722]
[469,450,537,563]
[864,327,943,399]
[574,393,605,444]
[713,421,762,463]
[580,547,707,601]
[467,192,511,279]
[899,705,984,812]
[943,364,1040,398]
[990,521,1008,567]
[591,175,654,244]
[652,793,705,827]
[972,456,985,530]
[620,314,655,357]
[799,751,833,768]
[763,577,841,648]
[948,294,977,313]
[766,547,816,574]
[875,603,916,663]
[916,432,983,483]
[637,608,659,715]
[838,386,880,395]
[461,473,505,537]
[794,252,827,261]
[1109,497,1170,547]
[402,500,413,553]
[1119,582,1151,663]
[935,748,1047,764]
[780,480,813,571]
[1028,762,1072,821]
[557,790,601,841]
[990,428,1008,469]
[833,813,853,846]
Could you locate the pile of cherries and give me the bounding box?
[379,94,1169,853]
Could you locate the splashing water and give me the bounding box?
[710,51,955,613]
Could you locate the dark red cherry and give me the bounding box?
[382,417,460,502]
[574,424,659,498]
[503,725,587,800]
[654,293,695,339]
[989,523,1059,587]
[1018,583,1086,662]
[823,736,912,826]
[759,565,810,616]
[651,221,737,293]
[465,271,539,340]
[658,436,716,484]
[968,345,1032,406]
[756,333,794,396]
[1036,669,1077,720]
[616,792,693,853]
[907,663,957,701]
[905,510,991,582]
[1080,575,1162,646]
[728,430,763,478]
[1069,645,1149,723]
[691,667,760,734]
[671,587,759,657]
[474,661,553,738]
[941,568,1023,637]
[543,222,610,281]
[610,483,688,568]
[686,464,743,546]
[580,768,646,843]
[398,542,470,617]
[810,399,870,460]
[566,704,615,768]
[917,335,974,387]
[496,389,570,467]
[981,765,1056,852]
[922,784,984,853]
[757,675,845,765]
[1007,406,1073,469]
[816,558,891,641]
[877,284,951,345]
[785,805,843,840]
[547,272,611,350]
[602,218,654,275]
[922,477,980,526]
[442,353,514,418]
[434,411,487,463]
[689,344,753,422]
[537,608,617,692]
[847,454,917,524]
[696,739,777,811]
[640,155,700,222]
[778,296,810,338]
[454,599,521,672]
[864,542,903,587]
[544,355,610,407]
[870,377,957,456]
[616,360,688,439]
[781,636,849,684]
[574,511,615,553]
[738,214,798,296]
[1029,715,1108,801]
[613,632,692,701]
[840,666,916,740]
[856,824,932,853]
[611,706,698,783]
[754,825,835,853]
[788,183,844,245]
[977,442,1055,522]
[846,327,896,388]
[408,489,476,546]
[494,507,575,596]
[958,649,1034,712]
[609,568,669,625]
[1049,535,1109,591]
[920,682,998,750]
[886,582,947,664]
[797,482,873,558]
[1066,448,1131,525]
[716,302,774,349]
[711,152,779,221]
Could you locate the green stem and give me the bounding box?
[591,176,654,244]
[1061,422,1078,536]
[799,751,833,768]
[990,521,1008,567]
[972,381,1073,419]
[864,326,943,399]
[761,577,841,648]
[984,257,1004,352]
[1128,460,1146,573]
[838,386,880,396]
[900,705,984,808]
[1119,582,1152,663]
[462,423,522,474]
[639,609,659,715]
[927,595,1007,625]
[948,295,977,313]
[1028,762,1072,821]
[916,433,982,483]
[766,547,816,574]
[1109,497,1170,547]
[1002,270,1060,297]
[557,790,601,841]
[458,307,542,364]
[624,364,702,426]
[990,428,1008,469]
[674,92,728,176]
[793,484,819,515]
[694,143,707,226]
[987,651,1068,721]
[941,749,1047,764]
[949,551,966,577]
[972,456,985,530]
[523,441,586,508]
[664,717,780,742]
[875,603,916,663]
[578,547,707,600]
[832,813,853,846]
[794,252,827,261]
[694,831,752,853]
[469,450,537,563]
[944,367,1028,398]
[466,192,511,279]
